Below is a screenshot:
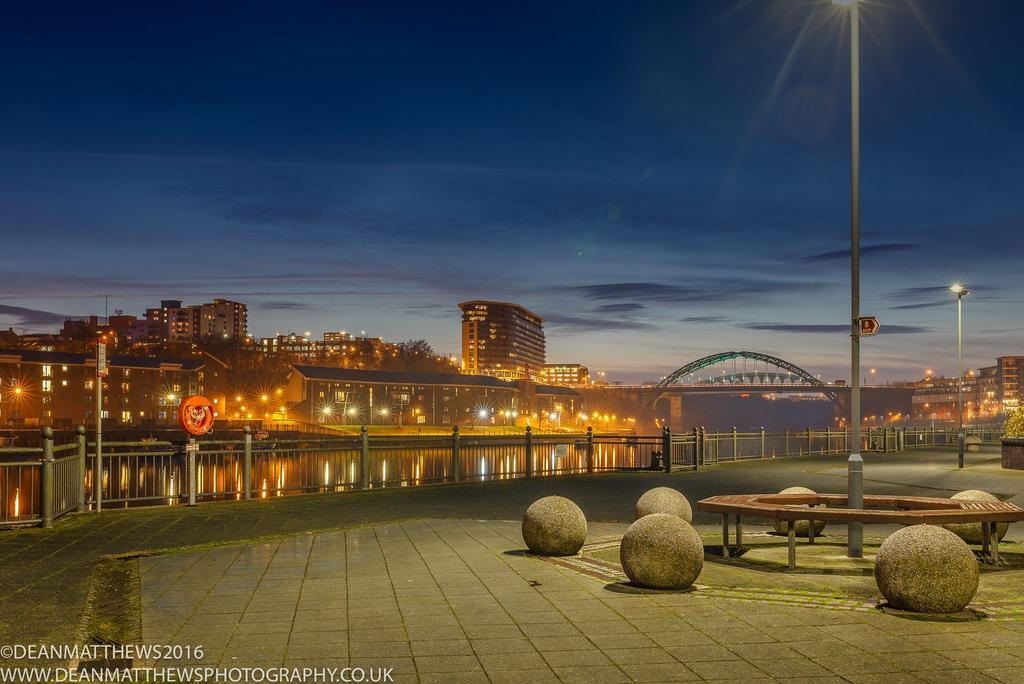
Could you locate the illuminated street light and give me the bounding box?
[260,394,269,403]
[166,393,177,403]
[833,0,864,559]
[951,284,971,468]
[478,409,489,420]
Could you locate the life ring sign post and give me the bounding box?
[178,395,215,507]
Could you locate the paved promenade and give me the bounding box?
[1,446,1023,679]
[138,518,1024,682]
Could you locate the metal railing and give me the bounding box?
[665,426,908,470]
[2,423,1007,528]
[904,425,1005,447]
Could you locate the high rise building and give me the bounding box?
[998,356,1023,410]
[198,299,248,341]
[142,299,248,345]
[459,301,545,381]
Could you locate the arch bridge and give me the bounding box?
[645,351,840,403]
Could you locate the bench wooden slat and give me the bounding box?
[697,493,1024,526]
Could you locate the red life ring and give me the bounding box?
[178,395,215,436]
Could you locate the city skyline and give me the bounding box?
[2,1,1022,383]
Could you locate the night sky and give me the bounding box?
[1,1,1021,383]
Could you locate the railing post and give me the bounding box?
[663,426,672,472]
[451,425,461,482]
[784,428,790,456]
[732,426,738,461]
[360,426,369,489]
[187,439,197,507]
[690,427,698,469]
[41,426,54,529]
[699,426,706,467]
[825,426,832,454]
[585,426,594,473]
[243,425,252,499]
[760,426,766,459]
[94,426,103,513]
[525,426,533,477]
[76,426,87,513]
[807,427,813,455]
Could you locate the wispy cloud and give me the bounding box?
[544,313,656,333]
[559,278,827,305]
[680,315,730,323]
[801,243,920,263]
[593,303,645,313]
[259,300,316,311]
[743,322,931,334]
[0,304,67,329]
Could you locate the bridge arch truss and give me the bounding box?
[650,351,839,401]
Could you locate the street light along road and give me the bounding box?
[951,284,971,468]
[832,0,864,558]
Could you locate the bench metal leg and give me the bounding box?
[734,514,743,548]
[722,513,730,559]
[787,521,796,570]
[991,522,1000,563]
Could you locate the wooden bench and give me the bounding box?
[697,493,1024,569]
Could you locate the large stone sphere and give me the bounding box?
[874,525,979,613]
[620,513,704,590]
[635,487,692,522]
[772,486,826,538]
[943,490,1008,544]
[522,496,587,556]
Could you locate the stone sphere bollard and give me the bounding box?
[874,524,979,613]
[635,486,692,522]
[943,490,1008,545]
[522,496,588,556]
[620,513,704,590]
[772,486,826,538]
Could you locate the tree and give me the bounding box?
[379,339,457,373]
[1005,406,1024,439]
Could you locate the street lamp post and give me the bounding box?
[834,0,863,558]
[951,284,970,468]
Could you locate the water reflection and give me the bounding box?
[76,438,655,508]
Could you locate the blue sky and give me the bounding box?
[1,0,1021,383]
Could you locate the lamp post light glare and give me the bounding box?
[951,284,971,468]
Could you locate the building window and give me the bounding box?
[42,365,52,377]
[42,379,52,393]
[121,411,131,422]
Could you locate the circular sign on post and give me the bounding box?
[178,395,215,436]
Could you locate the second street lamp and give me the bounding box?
[833,0,863,558]
[951,284,971,468]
